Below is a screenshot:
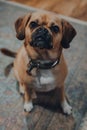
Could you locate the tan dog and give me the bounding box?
[1,11,76,115]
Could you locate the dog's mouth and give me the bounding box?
[30,36,53,49]
[30,27,53,49]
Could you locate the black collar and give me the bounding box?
[26,58,60,75]
[26,45,62,75]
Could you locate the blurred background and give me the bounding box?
[11,0,87,21]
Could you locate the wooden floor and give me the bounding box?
[0,1,87,130]
[11,0,87,21]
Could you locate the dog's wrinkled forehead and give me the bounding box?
[29,12,60,26]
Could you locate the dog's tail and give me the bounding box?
[0,48,17,58]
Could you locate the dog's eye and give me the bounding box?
[50,25,59,33]
[29,21,38,29]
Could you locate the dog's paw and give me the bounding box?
[61,100,72,115]
[24,102,33,112]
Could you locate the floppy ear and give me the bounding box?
[61,19,76,48]
[15,13,31,40]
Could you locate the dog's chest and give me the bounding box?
[34,69,56,91]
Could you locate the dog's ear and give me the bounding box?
[61,19,76,48]
[15,13,31,40]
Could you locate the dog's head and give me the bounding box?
[15,11,76,50]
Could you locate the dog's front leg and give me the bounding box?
[58,85,72,115]
[23,84,33,112]
[19,83,25,95]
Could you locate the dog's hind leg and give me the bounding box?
[4,62,13,77]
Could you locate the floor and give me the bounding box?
[0,1,87,130]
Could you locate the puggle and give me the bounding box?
[0,11,76,115]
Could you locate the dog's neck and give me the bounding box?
[24,43,63,75]
[25,43,62,60]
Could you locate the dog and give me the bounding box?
[0,11,76,115]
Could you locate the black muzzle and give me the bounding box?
[30,27,53,49]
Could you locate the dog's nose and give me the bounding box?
[36,27,52,41]
[37,27,48,34]
[30,26,53,49]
